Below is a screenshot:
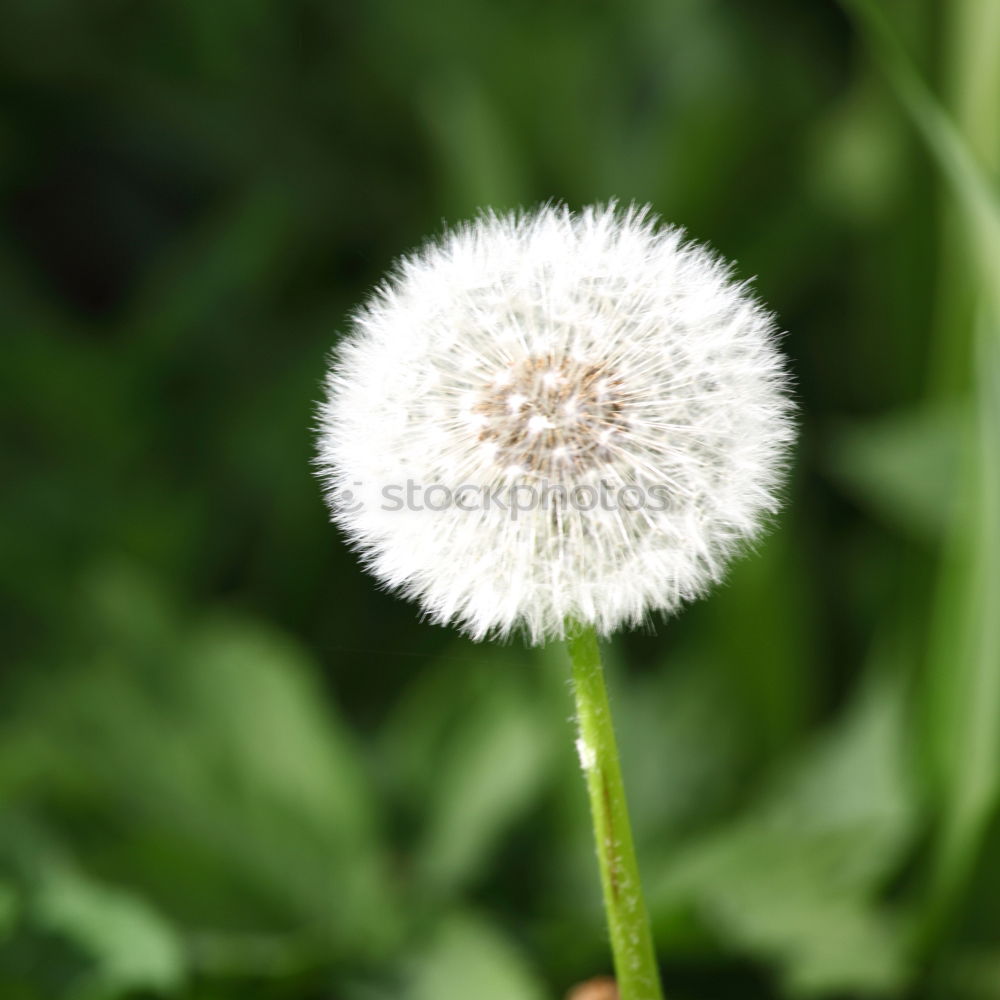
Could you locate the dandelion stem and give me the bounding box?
[566,624,664,1000]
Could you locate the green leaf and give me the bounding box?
[32,862,185,999]
[614,649,753,841]
[409,652,555,897]
[923,317,1000,928]
[0,818,184,1000]
[405,912,548,1000]
[2,567,395,960]
[421,78,527,213]
[0,880,18,942]
[118,184,300,361]
[839,0,1000,297]
[840,0,1000,936]
[947,947,1000,1000]
[827,404,963,539]
[650,667,917,997]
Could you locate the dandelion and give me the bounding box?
[317,203,793,646]
[315,202,795,1000]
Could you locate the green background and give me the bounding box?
[2,0,999,997]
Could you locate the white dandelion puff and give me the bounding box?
[316,203,795,645]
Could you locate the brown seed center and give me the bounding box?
[475,355,627,476]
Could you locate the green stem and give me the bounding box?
[565,625,664,1000]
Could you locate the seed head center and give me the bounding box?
[476,355,627,475]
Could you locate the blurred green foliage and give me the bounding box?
[2,0,999,998]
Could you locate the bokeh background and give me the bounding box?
[2,0,999,998]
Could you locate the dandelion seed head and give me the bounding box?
[317,203,795,644]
